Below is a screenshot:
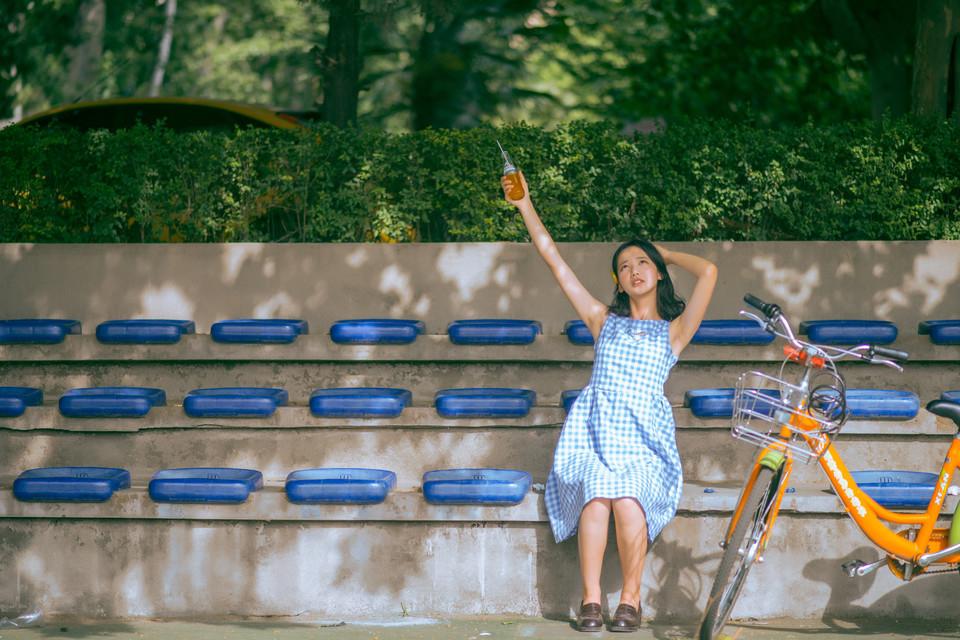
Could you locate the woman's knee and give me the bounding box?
[580,497,612,520]
[612,497,646,522]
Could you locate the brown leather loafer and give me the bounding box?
[609,603,640,632]
[575,601,604,632]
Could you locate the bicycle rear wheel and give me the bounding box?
[699,465,782,640]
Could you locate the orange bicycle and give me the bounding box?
[699,294,960,640]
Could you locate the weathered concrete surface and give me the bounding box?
[1,241,958,330]
[1,241,958,623]
[0,359,955,404]
[3,617,959,639]
[0,483,953,521]
[0,425,954,489]
[3,617,960,639]
[0,334,958,363]
[1,513,958,622]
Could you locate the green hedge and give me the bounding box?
[1,118,958,242]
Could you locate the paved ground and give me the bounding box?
[1,616,958,640]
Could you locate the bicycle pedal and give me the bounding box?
[841,558,885,578]
[841,560,862,578]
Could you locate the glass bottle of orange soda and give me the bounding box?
[497,140,525,200]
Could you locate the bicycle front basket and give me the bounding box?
[731,371,844,464]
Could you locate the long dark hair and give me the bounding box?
[608,239,686,320]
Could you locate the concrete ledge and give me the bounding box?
[0,406,952,435]
[0,406,566,431]
[5,483,948,522]
[0,334,955,362]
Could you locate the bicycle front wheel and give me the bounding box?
[699,465,782,640]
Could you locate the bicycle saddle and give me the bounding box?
[926,399,960,430]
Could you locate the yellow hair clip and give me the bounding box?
[610,271,618,285]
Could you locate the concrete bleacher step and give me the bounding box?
[0,361,953,414]
[2,405,952,434]
[6,481,952,521]
[0,333,957,361]
[1,242,959,623]
[1,417,953,489]
[3,479,955,621]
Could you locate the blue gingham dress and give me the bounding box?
[545,313,682,543]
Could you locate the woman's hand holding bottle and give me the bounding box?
[501,171,531,209]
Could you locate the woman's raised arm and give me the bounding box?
[659,245,718,355]
[503,172,608,340]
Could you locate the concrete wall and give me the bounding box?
[2,241,958,329]
[1,241,959,624]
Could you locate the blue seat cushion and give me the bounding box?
[845,389,919,420]
[0,386,43,418]
[330,319,425,344]
[59,387,166,418]
[13,467,130,502]
[210,319,308,344]
[447,320,541,345]
[183,388,288,418]
[561,389,582,413]
[422,468,531,505]
[849,470,938,509]
[285,468,397,504]
[564,320,594,345]
[96,319,195,344]
[798,320,898,345]
[309,387,411,418]
[148,468,263,503]
[435,388,536,418]
[691,320,774,345]
[941,390,960,403]
[0,319,81,344]
[684,388,780,418]
[919,320,960,345]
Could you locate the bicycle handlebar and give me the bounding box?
[871,346,909,362]
[743,293,782,320]
[738,294,908,371]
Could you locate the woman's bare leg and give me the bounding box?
[612,497,648,607]
[578,497,612,603]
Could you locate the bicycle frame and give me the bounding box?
[725,362,960,573]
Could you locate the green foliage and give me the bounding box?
[1,117,957,242]
[5,0,877,130]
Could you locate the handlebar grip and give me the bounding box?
[873,346,909,362]
[743,293,782,320]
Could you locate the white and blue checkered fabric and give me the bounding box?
[545,313,682,543]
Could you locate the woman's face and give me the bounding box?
[616,246,661,298]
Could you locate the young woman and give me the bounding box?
[502,172,717,632]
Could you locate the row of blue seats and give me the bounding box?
[11,466,531,506]
[0,386,532,418]
[1,318,959,346]
[683,389,960,420]
[2,386,954,420]
[8,466,942,510]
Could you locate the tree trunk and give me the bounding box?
[63,0,105,102]
[411,7,469,130]
[320,0,360,127]
[199,10,228,82]
[821,0,916,118]
[149,0,177,97]
[911,0,960,117]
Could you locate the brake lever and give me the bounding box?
[738,309,768,329]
